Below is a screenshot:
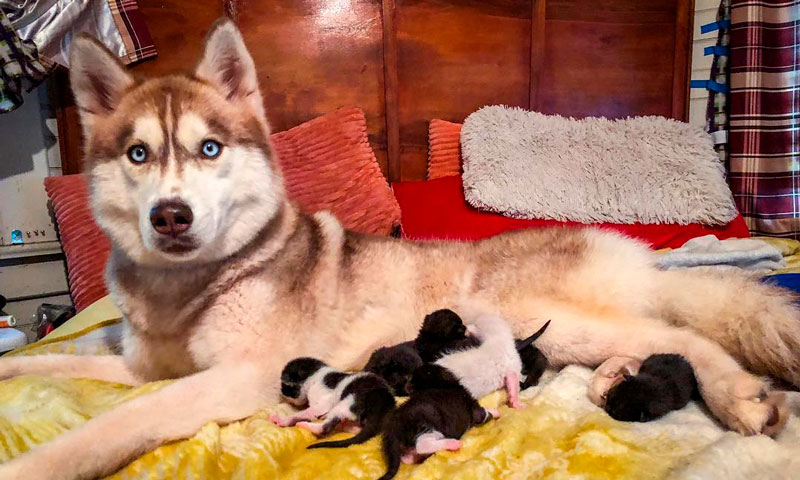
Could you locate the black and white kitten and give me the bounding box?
[377,364,498,480]
[364,341,423,396]
[604,353,698,422]
[270,357,395,449]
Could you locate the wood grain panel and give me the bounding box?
[536,0,687,120]
[395,0,531,181]
[134,0,225,77]
[55,0,694,179]
[236,0,388,175]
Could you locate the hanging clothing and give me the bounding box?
[2,0,156,67]
[0,8,53,113]
[728,0,800,237]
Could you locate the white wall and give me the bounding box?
[0,83,71,341]
[689,0,722,127]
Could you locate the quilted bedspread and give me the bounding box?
[0,298,798,480]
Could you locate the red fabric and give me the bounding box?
[44,175,111,312]
[273,107,401,235]
[427,119,462,180]
[392,176,750,249]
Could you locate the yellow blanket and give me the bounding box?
[2,302,799,479]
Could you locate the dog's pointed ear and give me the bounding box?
[195,19,265,123]
[69,36,134,133]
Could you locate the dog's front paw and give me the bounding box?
[706,372,789,436]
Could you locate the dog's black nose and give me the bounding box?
[149,200,193,237]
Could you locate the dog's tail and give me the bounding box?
[308,392,394,450]
[515,320,551,351]
[376,429,402,480]
[656,269,800,386]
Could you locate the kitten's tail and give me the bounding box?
[515,320,551,351]
[376,429,402,480]
[307,393,394,450]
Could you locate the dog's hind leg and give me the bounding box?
[0,354,141,385]
[537,314,788,436]
[0,362,274,480]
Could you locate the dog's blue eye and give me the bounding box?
[127,145,148,164]
[201,140,222,159]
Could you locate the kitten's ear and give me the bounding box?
[195,18,266,124]
[69,36,134,133]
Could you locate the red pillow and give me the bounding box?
[45,108,401,310]
[273,107,400,235]
[392,175,750,249]
[427,119,462,180]
[44,175,111,312]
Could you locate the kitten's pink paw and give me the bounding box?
[401,451,418,464]
[442,439,462,451]
[270,414,290,427]
[509,399,526,409]
[296,421,324,435]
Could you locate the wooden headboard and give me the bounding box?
[55,0,693,182]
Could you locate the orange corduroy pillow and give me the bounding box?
[44,107,399,310]
[427,119,463,180]
[273,107,401,235]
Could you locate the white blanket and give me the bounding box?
[659,235,787,272]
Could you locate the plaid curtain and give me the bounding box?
[728,0,800,238]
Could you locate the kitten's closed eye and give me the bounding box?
[281,382,301,399]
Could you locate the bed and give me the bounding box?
[10,1,799,478]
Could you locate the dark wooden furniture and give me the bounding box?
[54,0,693,181]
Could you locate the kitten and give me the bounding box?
[415,308,481,363]
[363,341,423,396]
[270,357,395,449]
[377,364,498,480]
[604,353,698,422]
[515,320,551,390]
[435,312,544,408]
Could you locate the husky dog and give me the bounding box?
[272,357,395,449]
[0,18,796,480]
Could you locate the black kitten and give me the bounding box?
[605,353,698,423]
[364,341,423,396]
[515,320,551,390]
[377,364,497,480]
[414,309,480,363]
